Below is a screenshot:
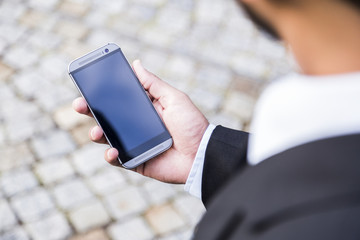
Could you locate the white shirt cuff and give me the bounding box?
[184,124,216,199]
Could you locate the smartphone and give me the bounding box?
[68,43,172,169]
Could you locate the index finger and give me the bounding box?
[72,97,93,118]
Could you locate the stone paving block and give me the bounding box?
[126,4,156,23]
[55,20,89,40]
[143,180,176,205]
[208,112,244,130]
[157,229,193,240]
[19,10,48,29]
[34,157,75,185]
[26,30,62,52]
[53,103,89,130]
[0,23,26,45]
[0,143,35,172]
[84,11,108,28]
[0,128,5,146]
[72,143,108,176]
[0,62,14,82]
[28,0,59,11]
[85,29,120,48]
[35,83,78,112]
[0,2,26,23]
[59,0,90,17]
[2,96,54,143]
[107,217,154,240]
[124,169,147,185]
[52,178,93,211]
[231,54,270,80]
[70,120,96,146]
[134,0,167,7]
[26,211,72,240]
[142,27,175,47]
[12,69,47,98]
[195,65,233,92]
[91,0,126,14]
[60,40,93,60]
[189,88,222,114]
[0,226,30,240]
[69,200,111,233]
[198,42,232,66]
[69,228,109,240]
[11,188,55,223]
[0,199,17,232]
[141,50,168,75]
[38,54,71,82]
[104,186,148,220]
[0,38,6,53]
[166,55,195,80]
[3,45,39,69]
[195,0,227,25]
[31,130,76,160]
[0,167,38,198]
[173,195,205,225]
[223,92,256,123]
[87,167,127,195]
[6,115,54,144]
[145,203,186,235]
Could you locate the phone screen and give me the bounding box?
[71,49,171,163]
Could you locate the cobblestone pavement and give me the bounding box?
[0,0,292,239]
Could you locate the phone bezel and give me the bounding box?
[68,43,172,169]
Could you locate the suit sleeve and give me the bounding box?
[201,125,249,206]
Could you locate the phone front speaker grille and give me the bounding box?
[79,52,103,66]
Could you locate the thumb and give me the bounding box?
[133,59,176,102]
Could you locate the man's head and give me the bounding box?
[236,0,360,75]
[238,0,360,40]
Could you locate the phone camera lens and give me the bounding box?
[105,48,109,53]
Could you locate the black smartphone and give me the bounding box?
[68,43,172,169]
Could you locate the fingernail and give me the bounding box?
[90,128,95,139]
[107,148,116,159]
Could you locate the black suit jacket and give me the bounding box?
[194,125,360,240]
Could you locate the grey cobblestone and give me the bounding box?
[69,229,109,240]
[0,226,29,240]
[31,130,76,160]
[52,178,93,211]
[69,200,111,233]
[34,157,75,185]
[173,195,205,226]
[11,188,55,223]
[104,186,148,220]
[86,168,127,195]
[0,168,38,198]
[145,204,186,235]
[71,143,108,176]
[143,180,176,205]
[25,211,72,240]
[0,143,35,172]
[0,199,17,232]
[0,0,291,238]
[107,217,153,240]
[4,45,40,69]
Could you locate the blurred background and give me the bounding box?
[0,0,292,239]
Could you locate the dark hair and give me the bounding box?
[240,0,360,41]
[346,0,360,9]
[269,0,360,9]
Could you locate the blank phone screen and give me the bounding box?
[71,49,170,163]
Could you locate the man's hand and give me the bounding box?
[72,60,209,184]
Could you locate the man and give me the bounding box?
[73,0,360,239]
